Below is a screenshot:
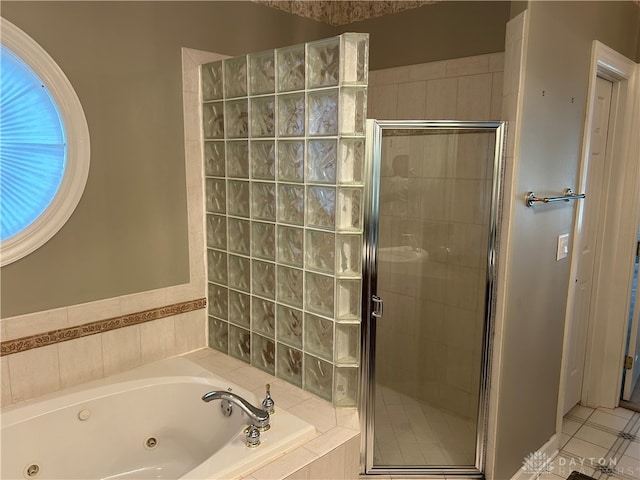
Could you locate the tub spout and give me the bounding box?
[202,391,270,429]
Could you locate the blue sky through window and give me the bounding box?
[0,45,67,241]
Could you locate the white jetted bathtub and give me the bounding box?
[1,356,316,480]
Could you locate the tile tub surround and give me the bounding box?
[203,34,368,406]
[184,348,360,480]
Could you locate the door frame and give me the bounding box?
[557,41,640,426]
[359,119,507,477]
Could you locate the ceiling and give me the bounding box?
[253,1,438,26]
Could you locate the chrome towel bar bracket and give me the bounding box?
[525,188,586,207]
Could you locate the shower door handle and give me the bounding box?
[372,295,384,318]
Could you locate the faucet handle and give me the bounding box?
[245,424,261,448]
[262,383,275,414]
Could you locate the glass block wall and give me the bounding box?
[201,33,368,406]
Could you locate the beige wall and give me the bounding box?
[494,2,639,479]
[0,1,335,318]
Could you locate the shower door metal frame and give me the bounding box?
[360,119,506,478]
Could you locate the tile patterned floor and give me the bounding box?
[373,385,477,467]
[539,405,640,480]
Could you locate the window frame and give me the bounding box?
[0,17,90,266]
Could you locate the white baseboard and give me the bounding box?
[509,434,559,480]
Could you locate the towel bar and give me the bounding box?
[525,188,586,207]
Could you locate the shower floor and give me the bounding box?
[374,385,477,466]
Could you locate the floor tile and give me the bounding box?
[574,424,619,450]
[597,406,635,420]
[611,454,640,479]
[563,418,583,436]
[589,410,632,431]
[563,437,611,461]
[569,405,596,421]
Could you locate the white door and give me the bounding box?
[623,226,640,400]
[563,76,613,414]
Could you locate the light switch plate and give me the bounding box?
[557,233,569,261]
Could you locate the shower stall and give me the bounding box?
[360,120,505,476]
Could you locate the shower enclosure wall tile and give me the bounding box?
[277,343,303,387]
[307,139,337,184]
[225,99,249,138]
[277,44,305,93]
[203,33,368,404]
[202,61,224,101]
[203,102,224,139]
[227,218,250,255]
[277,304,303,349]
[228,290,251,328]
[226,141,249,178]
[252,333,275,375]
[223,56,247,98]
[206,214,227,250]
[335,324,360,365]
[251,221,275,261]
[204,141,225,176]
[249,50,275,96]
[278,140,305,182]
[250,141,276,180]
[228,324,251,362]
[253,297,275,338]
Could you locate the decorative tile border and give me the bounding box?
[1,298,206,356]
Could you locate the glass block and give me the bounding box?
[227,218,250,255]
[306,186,335,230]
[337,234,361,277]
[308,89,338,136]
[277,184,304,226]
[208,317,228,353]
[228,290,251,328]
[340,34,368,85]
[207,249,227,285]
[277,343,303,387]
[206,214,226,250]
[304,354,333,402]
[338,138,365,185]
[278,93,305,137]
[336,279,361,321]
[276,265,303,308]
[305,229,335,274]
[334,366,358,407]
[251,221,275,261]
[204,141,225,177]
[307,37,339,89]
[305,272,335,317]
[304,313,333,362]
[276,305,302,349]
[249,50,275,95]
[208,283,228,320]
[228,254,251,293]
[229,324,251,363]
[253,260,275,299]
[202,61,223,101]
[306,139,337,184]
[226,141,249,178]
[276,225,303,267]
[277,44,305,93]
[250,96,275,137]
[278,140,304,182]
[227,180,250,218]
[205,178,226,214]
[251,182,276,221]
[223,56,247,98]
[335,324,360,365]
[340,87,367,136]
[250,140,275,180]
[203,102,224,139]
[225,99,248,138]
[253,297,275,338]
[337,187,362,232]
[252,333,275,375]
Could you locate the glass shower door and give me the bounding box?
[362,120,505,476]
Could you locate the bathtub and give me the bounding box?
[1,356,316,480]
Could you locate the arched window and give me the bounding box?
[0,18,90,266]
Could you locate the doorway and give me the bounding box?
[361,120,505,477]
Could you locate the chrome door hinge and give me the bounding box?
[372,295,383,318]
[625,356,634,370]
